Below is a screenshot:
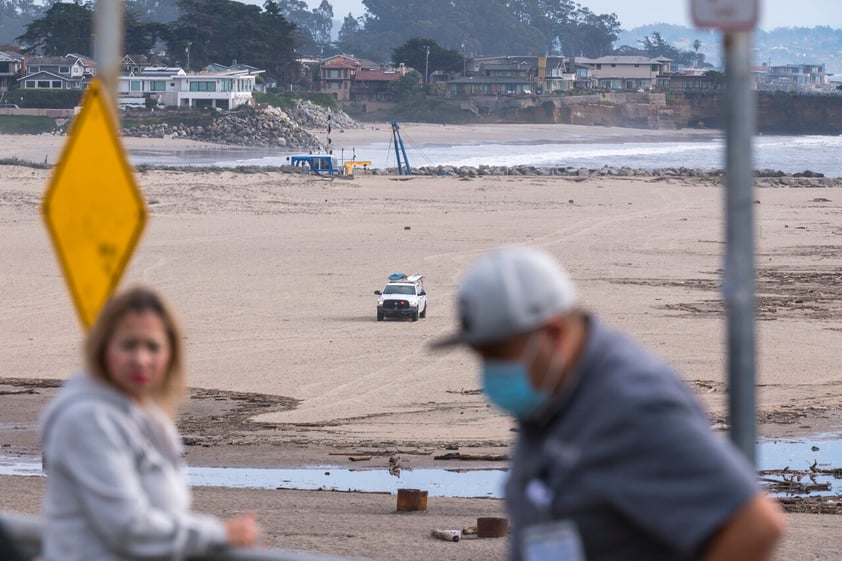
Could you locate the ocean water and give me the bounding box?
[130,133,842,178]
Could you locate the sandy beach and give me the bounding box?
[1,123,841,559]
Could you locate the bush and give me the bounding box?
[4,89,84,109]
[255,91,340,112]
[0,115,59,134]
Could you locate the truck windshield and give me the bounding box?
[383,285,414,295]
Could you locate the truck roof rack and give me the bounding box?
[388,273,423,283]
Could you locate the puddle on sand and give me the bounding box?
[191,466,507,498]
[2,434,840,498]
[758,432,842,497]
[0,457,507,499]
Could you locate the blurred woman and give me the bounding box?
[40,286,258,560]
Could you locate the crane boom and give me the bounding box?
[391,121,412,176]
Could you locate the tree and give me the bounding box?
[338,0,521,61]
[169,0,297,85]
[0,0,44,46]
[125,0,181,23]
[637,31,706,67]
[17,1,93,56]
[391,38,463,78]
[124,13,169,54]
[271,0,333,52]
[387,70,422,101]
[704,70,724,89]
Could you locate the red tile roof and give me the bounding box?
[355,70,402,81]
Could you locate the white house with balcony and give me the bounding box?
[119,65,262,109]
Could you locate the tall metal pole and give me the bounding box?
[723,30,757,466]
[94,0,124,119]
[425,46,430,85]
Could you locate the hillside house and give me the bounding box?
[350,67,407,102]
[661,69,719,91]
[18,54,95,90]
[118,66,260,109]
[447,55,573,96]
[320,55,362,101]
[447,58,534,97]
[0,52,23,93]
[575,56,671,90]
[761,64,830,92]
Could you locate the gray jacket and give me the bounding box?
[39,372,227,561]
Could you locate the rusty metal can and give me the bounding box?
[396,488,428,511]
[477,517,508,538]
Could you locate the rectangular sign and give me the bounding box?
[692,0,759,31]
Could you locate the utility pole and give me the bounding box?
[692,0,760,467]
[424,45,430,85]
[93,0,123,116]
[185,42,191,72]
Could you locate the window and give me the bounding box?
[25,81,34,88]
[150,81,166,92]
[37,80,50,88]
[189,81,216,92]
[652,65,659,71]
[634,64,640,68]
[131,80,141,91]
[596,64,602,70]
[328,69,340,78]
[59,66,69,74]
[52,81,61,88]
[383,285,414,295]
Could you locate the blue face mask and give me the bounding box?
[482,359,551,421]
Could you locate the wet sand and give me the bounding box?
[1,126,841,559]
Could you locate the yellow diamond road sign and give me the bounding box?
[42,79,147,328]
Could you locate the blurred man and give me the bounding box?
[433,246,784,561]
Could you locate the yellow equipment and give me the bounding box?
[343,161,372,176]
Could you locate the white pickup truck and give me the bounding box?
[374,273,427,322]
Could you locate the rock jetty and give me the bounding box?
[361,165,842,184]
[122,99,358,149]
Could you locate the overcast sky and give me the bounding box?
[310,0,842,31]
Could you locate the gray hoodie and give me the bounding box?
[39,372,227,561]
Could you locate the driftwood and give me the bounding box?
[434,452,510,461]
[759,465,840,495]
[430,529,461,542]
[328,448,433,457]
[348,456,372,462]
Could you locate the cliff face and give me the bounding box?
[755,93,842,134]
[483,92,842,134]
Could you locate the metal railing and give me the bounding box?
[0,511,368,561]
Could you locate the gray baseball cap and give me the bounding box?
[431,246,578,348]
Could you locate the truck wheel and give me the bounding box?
[411,310,419,322]
[377,312,384,321]
[420,304,427,318]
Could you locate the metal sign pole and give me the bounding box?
[94,0,124,118]
[722,30,757,465]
